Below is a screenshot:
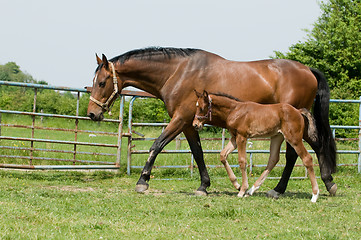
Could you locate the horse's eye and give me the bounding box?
[99,81,106,88]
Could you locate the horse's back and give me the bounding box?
[197,56,318,108]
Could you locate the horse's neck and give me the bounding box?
[211,96,237,121]
[120,59,179,99]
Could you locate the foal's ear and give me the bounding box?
[102,54,109,70]
[194,89,202,98]
[202,90,209,98]
[96,54,102,65]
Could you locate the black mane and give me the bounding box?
[110,47,201,64]
[210,92,243,102]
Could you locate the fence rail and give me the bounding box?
[126,96,361,176]
[0,80,360,175]
[0,80,125,170]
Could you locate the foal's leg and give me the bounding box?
[304,136,337,196]
[220,137,240,190]
[268,143,298,198]
[247,134,284,196]
[290,141,319,202]
[236,136,249,197]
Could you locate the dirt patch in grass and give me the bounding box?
[44,185,96,192]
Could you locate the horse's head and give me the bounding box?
[193,90,212,131]
[87,54,121,121]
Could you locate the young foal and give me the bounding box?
[192,90,320,202]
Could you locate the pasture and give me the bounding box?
[0,169,360,239]
[1,114,361,239]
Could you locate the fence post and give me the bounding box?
[73,91,80,165]
[116,96,125,167]
[30,88,37,165]
[127,96,138,175]
[358,97,361,173]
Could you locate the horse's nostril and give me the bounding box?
[88,112,95,120]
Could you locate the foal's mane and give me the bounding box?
[210,92,243,102]
[110,47,201,64]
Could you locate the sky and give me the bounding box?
[0,0,322,89]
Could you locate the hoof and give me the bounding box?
[195,190,208,196]
[266,189,280,199]
[246,185,259,196]
[135,184,149,193]
[237,191,246,198]
[328,183,337,196]
[311,189,320,203]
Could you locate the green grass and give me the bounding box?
[0,169,360,239]
[1,114,361,239]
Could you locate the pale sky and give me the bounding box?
[0,0,322,89]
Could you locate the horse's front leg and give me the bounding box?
[268,143,297,199]
[220,137,240,190]
[183,126,211,196]
[135,116,184,193]
[247,134,284,196]
[236,136,248,197]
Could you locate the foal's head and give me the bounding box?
[193,90,212,131]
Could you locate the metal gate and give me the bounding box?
[0,80,125,170]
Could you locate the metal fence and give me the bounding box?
[1,80,360,175]
[0,80,125,170]
[126,96,361,176]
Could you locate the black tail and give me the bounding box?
[310,68,337,173]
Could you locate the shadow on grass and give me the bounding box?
[0,170,121,183]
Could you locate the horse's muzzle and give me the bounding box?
[88,112,104,121]
[192,122,203,132]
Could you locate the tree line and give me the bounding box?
[1,0,360,136]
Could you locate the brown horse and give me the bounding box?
[87,47,336,197]
[193,90,320,202]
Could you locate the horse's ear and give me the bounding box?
[102,54,109,69]
[202,90,209,98]
[96,54,102,65]
[194,89,202,98]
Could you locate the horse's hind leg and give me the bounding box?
[268,143,298,198]
[304,136,337,196]
[236,136,249,197]
[291,142,319,202]
[247,134,284,196]
[220,137,240,190]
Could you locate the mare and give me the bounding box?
[193,90,320,202]
[87,47,336,197]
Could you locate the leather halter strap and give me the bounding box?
[89,61,119,112]
[195,95,212,121]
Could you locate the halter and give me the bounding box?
[89,61,119,113]
[195,95,212,121]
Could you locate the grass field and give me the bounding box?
[0,168,360,240]
[1,114,361,239]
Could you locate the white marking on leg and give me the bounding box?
[247,185,259,196]
[311,189,319,203]
[146,150,155,163]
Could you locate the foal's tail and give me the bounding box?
[309,68,337,174]
[299,108,318,142]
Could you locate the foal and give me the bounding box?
[192,90,319,202]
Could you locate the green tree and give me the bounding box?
[274,0,361,136]
[0,62,36,83]
[274,0,361,99]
